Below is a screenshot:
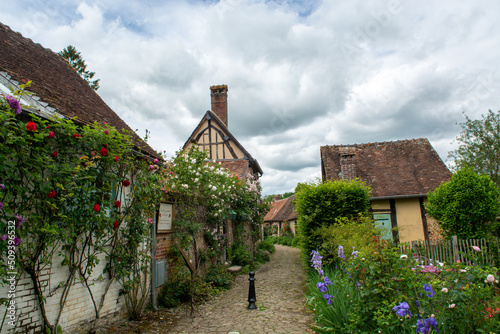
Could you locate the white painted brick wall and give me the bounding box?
[0,248,130,333]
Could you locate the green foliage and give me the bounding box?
[307,245,500,333]
[449,109,500,187]
[306,267,365,333]
[314,215,382,266]
[205,265,234,288]
[59,45,100,91]
[257,238,276,254]
[158,276,190,308]
[294,179,371,255]
[228,242,252,266]
[0,92,163,330]
[426,168,500,239]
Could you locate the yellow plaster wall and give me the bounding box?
[371,199,390,211]
[396,198,425,242]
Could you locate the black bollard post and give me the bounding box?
[247,271,257,310]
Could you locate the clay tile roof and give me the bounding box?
[264,195,297,222]
[320,138,451,198]
[217,159,249,177]
[0,22,158,159]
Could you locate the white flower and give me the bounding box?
[449,304,455,309]
[441,288,448,293]
[486,274,495,283]
[400,254,408,259]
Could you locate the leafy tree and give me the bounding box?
[449,109,500,187]
[294,179,371,255]
[59,45,100,91]
[426,168,500,239]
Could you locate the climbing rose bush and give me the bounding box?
[0,92,163,331]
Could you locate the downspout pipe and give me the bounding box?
[151,211,158,311]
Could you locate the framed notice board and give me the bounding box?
[157,202,174,233]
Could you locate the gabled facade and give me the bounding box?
[321,138,451,243]
[263,195,298,235]
[183,85,262,179]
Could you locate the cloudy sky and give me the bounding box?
[1,0,499,195]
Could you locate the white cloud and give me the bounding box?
[2,0,500,195]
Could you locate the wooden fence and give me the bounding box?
[399,236,499,266]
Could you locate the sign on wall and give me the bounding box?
[157,202,174,233]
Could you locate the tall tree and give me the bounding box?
[59,45,100,91]
[449,109,500,186]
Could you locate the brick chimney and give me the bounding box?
[339,147,357,180]
[210,85,228,127]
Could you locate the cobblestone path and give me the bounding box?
[98,245,314,334]
[166,245,314,334]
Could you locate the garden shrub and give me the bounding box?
[229,242,252,266]
[158,278,190,308]
[257,238,276,254]
[426,168,500,239]
[295,179,371,256]
[205,265,234,289]
[314,215,382,266]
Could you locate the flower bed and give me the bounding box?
[306,244,500,333]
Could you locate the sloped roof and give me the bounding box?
[264,195,297,222]
[320,138,451,198]
[0,22,158,158]
[183,110,263,176]
[217,159,250,178]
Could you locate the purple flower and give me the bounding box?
[310,250,323,271]
[14,214,23,228]
[352,247,358,258]
[392,301,412,317]
[0,235,7,241]
[316,282,328,293]
[323,276,332,285]
[6,95,22,115]
[416,315,438,334]
[423,284,435,298]
[324,294,334,305]
[318,269,324,278]
[0,184,5,190]
[338,245,345,260]
[13,236,21,246]
[0,202,3,210]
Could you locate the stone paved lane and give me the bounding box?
[168,245,314,334]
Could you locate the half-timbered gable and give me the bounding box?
[183,85,263,179]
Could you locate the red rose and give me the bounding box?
[114,155,119,162]
[93,204,100,212]
[114,201,121,208]
[113,221,119,229]
[122,180,131,187]
[51,151,57,158]
[48,131,55,138]
[104,130,109,135]
[100,147,108,156]
[26,121,37,132]
[72,133,81,139]
[47,190,57,198]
